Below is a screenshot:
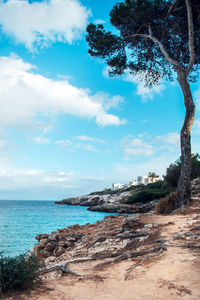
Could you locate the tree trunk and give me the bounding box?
[176,70,195,208]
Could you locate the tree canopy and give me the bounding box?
[86,0,200,85]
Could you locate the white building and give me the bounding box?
[129,180,138,186]
[137,175,149,185]
[112,182,124,190]
[112,173,160,190]
[137,173,160,185]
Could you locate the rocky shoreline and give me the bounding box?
[6,178,200,299]
[9,196,200,300]
[55,188,155,213]
[32,178,200,269]
[34,178,200,269]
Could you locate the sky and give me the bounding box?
[0,0,200,200]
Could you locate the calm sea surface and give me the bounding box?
[0,200,115,257]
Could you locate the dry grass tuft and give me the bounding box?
[155,192,177,215]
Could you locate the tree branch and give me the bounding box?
[124,34,180,67]
[185,0,195,75]
[168,0,180,14]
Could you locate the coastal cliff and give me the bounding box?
[55,187,155,213]
[55,190,133,206]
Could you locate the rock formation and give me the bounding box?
[55,189,156,213]
[55,191,133,207]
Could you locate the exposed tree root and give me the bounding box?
[165,243,200,249]
[114,232,149,239]
[124,248,164,281]
[39,245,166,277]
[39,265,81,277]
[39,257,97,276]
[92,232,149,246]
[93,246,166,270]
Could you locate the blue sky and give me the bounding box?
[0,0,200,200]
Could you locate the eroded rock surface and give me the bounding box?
[33,213,161,268]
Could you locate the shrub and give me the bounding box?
[155,192,177,214]
[142,180,165,191]
[0,252,41,294]
[126,189,170,204]
[164,153,200,188]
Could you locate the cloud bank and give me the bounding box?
[122,132,180,160]
[0,55,125,132]
[0,0,90,50]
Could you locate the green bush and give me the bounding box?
[155,192,177,214]
[164,153,200,188]
[0,252,40,294]
[126,189,170,204]
[142,180,165,190]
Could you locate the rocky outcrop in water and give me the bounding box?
[55,178,200,214]
[88,202,154,213]
[55,191,133,207]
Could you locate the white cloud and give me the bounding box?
[94,19,105,25]
[122,132,180,160]
[0,167,108,199]
[125,74,165,101]
[103,67,165,101]
[155,132,179,146]
[0,55,125,132]
[91,91,125,111]
[96,114,125,126]
[31,136,50,144]
[55,140,73,147]
[82,144,98,152]
[194,87,200,111]
[193,119,200,129]
[0,139,10,152]
[122,135,154,159]
[55,138,104,152]
[0,0,90,50]
[76,135,105,144]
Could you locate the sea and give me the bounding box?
[0,200,115,257]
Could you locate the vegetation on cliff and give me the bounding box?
[164,154,200,188]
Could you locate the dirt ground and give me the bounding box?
[4,198,200,300]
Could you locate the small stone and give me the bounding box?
[53,246,66,257]
[45,256,56,264]
[44,242,56,251]
[173,234,183,240]
[40,249,51,258]
[35,233,50,241]
[144,223,154,229]
[38,238,48,248]
[48,232,59,241]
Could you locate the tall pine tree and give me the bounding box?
[86,0,200,208]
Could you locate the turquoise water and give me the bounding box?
[0,200,115,257]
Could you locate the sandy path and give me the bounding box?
[4,201,200,300]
